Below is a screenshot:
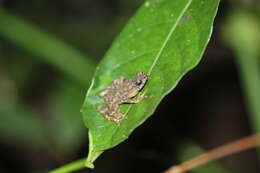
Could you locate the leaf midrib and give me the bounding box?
[110,0,193,146]
[147,0,193,74]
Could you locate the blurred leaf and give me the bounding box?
[81,0,220,168]
[222,10,260,132]
[0,62,17,108]
[48,78,86,154]
[222,9,260,57]
[0,57,46,147]
[0,9,96,86]
[3,50,42,92]
[0,105,47,146]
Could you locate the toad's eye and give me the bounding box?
[135,80,143,86]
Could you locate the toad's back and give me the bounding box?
[102,79,136,107]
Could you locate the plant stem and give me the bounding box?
[163,134,260,173]
[48,158,86,173]
[236,50,260,132]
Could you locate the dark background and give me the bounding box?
[0,0,260,173]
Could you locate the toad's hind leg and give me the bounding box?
[98,106,109,115]
[98,106,124,124]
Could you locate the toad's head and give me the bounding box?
[133,72,149,91]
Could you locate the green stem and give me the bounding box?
[0,9,96,86]
[236,50,260,132]
[48,158,86,173]
[222,9,260,133]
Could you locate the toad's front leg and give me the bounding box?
[124,90,147,104]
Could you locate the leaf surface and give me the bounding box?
[81,0,220,168]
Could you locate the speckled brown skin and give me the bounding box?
[98,72,148,123]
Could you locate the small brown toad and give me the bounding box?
[98,72,148,123]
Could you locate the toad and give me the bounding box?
[98,72,148,123]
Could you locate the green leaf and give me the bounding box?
[0,9,96,86]
[81,0,220,168]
